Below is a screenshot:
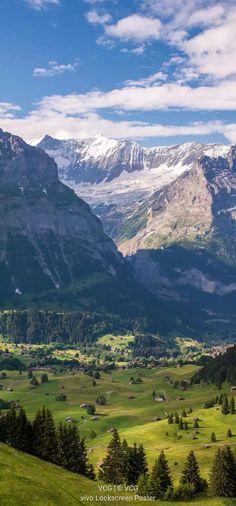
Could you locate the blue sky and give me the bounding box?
[0,0,236,146]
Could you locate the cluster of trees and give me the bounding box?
[0,405,94,479]
[0,310,138,345]
[100,429,236,499]
[204,394,235,415]
[131,334,175,359]
[167,408,193,427]
[193,346,236,388]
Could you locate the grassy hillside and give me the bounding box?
[1,363,236,481]
[1,443,236,506]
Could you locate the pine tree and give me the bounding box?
[5,405,18,447]
[125,444,141,485]
[230,397,235,415]
[222,396,229,415]
[210,446,236,497]
[193,419,199,429]
[15,406,32,453]
[32,407,58,463]
[179,418,183,430]
[99,429,124,484]
[149,451,172,499]
[183,422,188,431]
[138,474,149,496]
[137,444,148,479]
[227,428,232,438]
[180,450,205,494]
[211,432,217,442]
[174,413,179,424]
[168,414,173,424]
[0,414,7,443]
[182,410,187,418]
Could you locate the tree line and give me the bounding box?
[0,405,95,479]
[193,346,236,388]
[100,429,236,500]
[0,310,142,344]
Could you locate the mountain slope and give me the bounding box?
[0,129,152,316]
[123,149,236,340]
[38,135,229,240]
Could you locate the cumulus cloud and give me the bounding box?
[37,80,236,114]
[124,71,167,87]
[26,0,60,10]
[182,8,236,79]
[1,108,236,145]
[0,102,21,118]
[86,10,112,25]
[33,60,78,77]
[104,14,162,42]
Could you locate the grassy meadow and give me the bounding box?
[1,443,236,506]
[0,355,236,483]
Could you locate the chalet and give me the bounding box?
[155,396,164,402]
[91,416,99,421]
[80,403,88,408]
[231,386,236,391]
[176,396,184,401]
[107,427,115,433]
[128,395,136,400]
[7,387,13,392]
[153,416,162,422]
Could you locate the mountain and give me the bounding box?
[0,129,152,316]
[125,148,236,340]
[38,135,229,240]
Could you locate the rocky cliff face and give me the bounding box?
[0,129,146,314]
[38,135,229,240]
[119,149,236,255]
[120,149,236,339]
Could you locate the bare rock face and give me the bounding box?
[119,149,236,255]
[38,135,229,241]
[0,130,129,307]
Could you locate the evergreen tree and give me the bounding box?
[180,450,205,494]
[149,451,172,499]
[194,419,199,429]
[15,406,32,453]
[32,407,58,463]
[5,405,18,447]
[230,397,235,415]
[211,432,217,442]
[183,422,188,431]
[0,414,7,443]
[99,429,124,484]
[168,414,173,424]
[222,396,229,415]
[174,413,179,424]
[179,418,183,430]
[227,428,232,438]
[210,446,236,497]
[138,474,149,496]
[182,410,187,418]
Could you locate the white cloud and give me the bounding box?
[37,80,236,114]
[33,60,78,77]
[188,5,225,27]
[182,8,236,79]
[0,102,21,118]
[124,71,167,87]
[26,0,60,10]
[86,10,112,25]
[1,107,235,144]
[105,14,162,42]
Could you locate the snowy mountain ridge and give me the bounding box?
[38,135,230,240]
